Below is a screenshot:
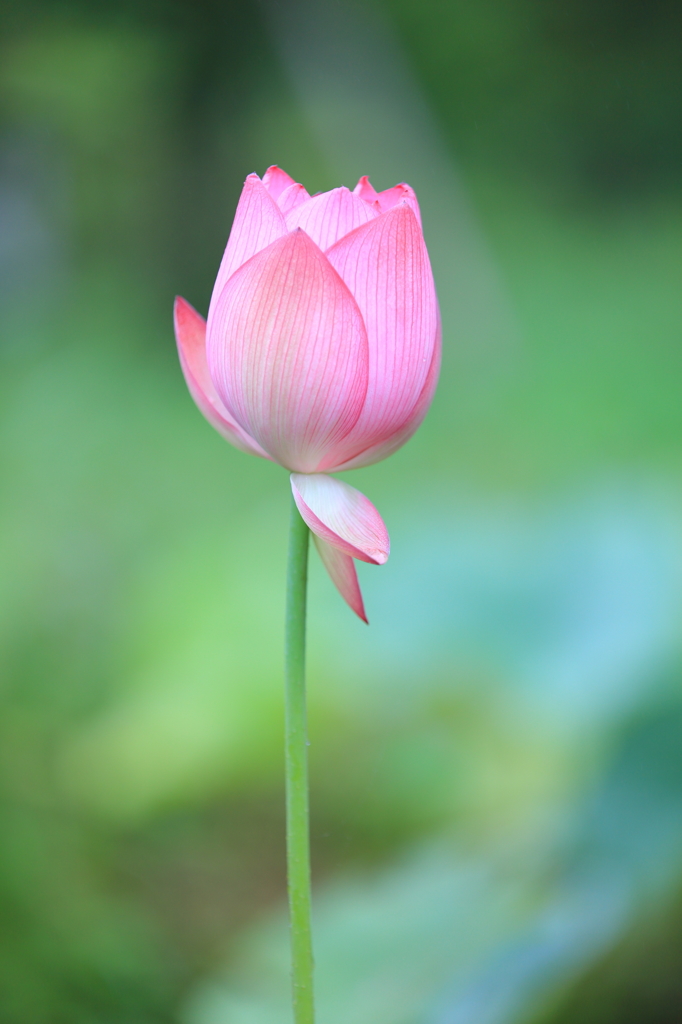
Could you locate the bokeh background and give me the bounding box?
[1,0,682,1021]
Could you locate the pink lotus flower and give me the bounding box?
[174,166,440,621]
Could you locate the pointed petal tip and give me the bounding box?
[174,293,205,339]
[353,174,377,198]
[174,292,195,313]
[312,535,369,622]
[262,165,297,200]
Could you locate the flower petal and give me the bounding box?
[173,296,271,459]
[353,175,422,225]
[208,174,287,320]
[290,473,389,565]
[277,181,311,215]
[262,165,297,200]
[207,230,369,472]
[332,323,441,470]
[285,187,379,251]
[324,203,439,468]
[313,535,368,623]
[378,184,422,227]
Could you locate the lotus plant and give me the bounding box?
[174,166,440,1022]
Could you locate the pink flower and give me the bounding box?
[174,166,440,620]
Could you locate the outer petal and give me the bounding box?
[290,473,389,565]
[313,535,368,623]
[208,174,287,321]
[207,230,369,472]
[332,323,441,470]
[323,203,439,470]
[285,187,379,251]
[173,296,271,459]
[354,175,421,226]
[262,165,297,200]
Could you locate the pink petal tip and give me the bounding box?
[313,535,368,622]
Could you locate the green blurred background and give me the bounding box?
[1,0,682,1021]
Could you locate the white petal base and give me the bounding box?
[291,473,389,620]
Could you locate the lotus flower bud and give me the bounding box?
[175,167,440,619]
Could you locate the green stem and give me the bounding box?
[285,491,314,1023]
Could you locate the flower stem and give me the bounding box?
[285,491,314,1023]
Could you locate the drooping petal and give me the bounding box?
[323,202,439,469]
[207,230,369,472]
[313,534,368,622]
[262,165,297,200]
[332,322,441,470]
[277,181,310,215]
[285,187,379,251]
[290,473,389,564]
[353,175,421,226]
[173,296,271,459]
[208,174,287,321]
